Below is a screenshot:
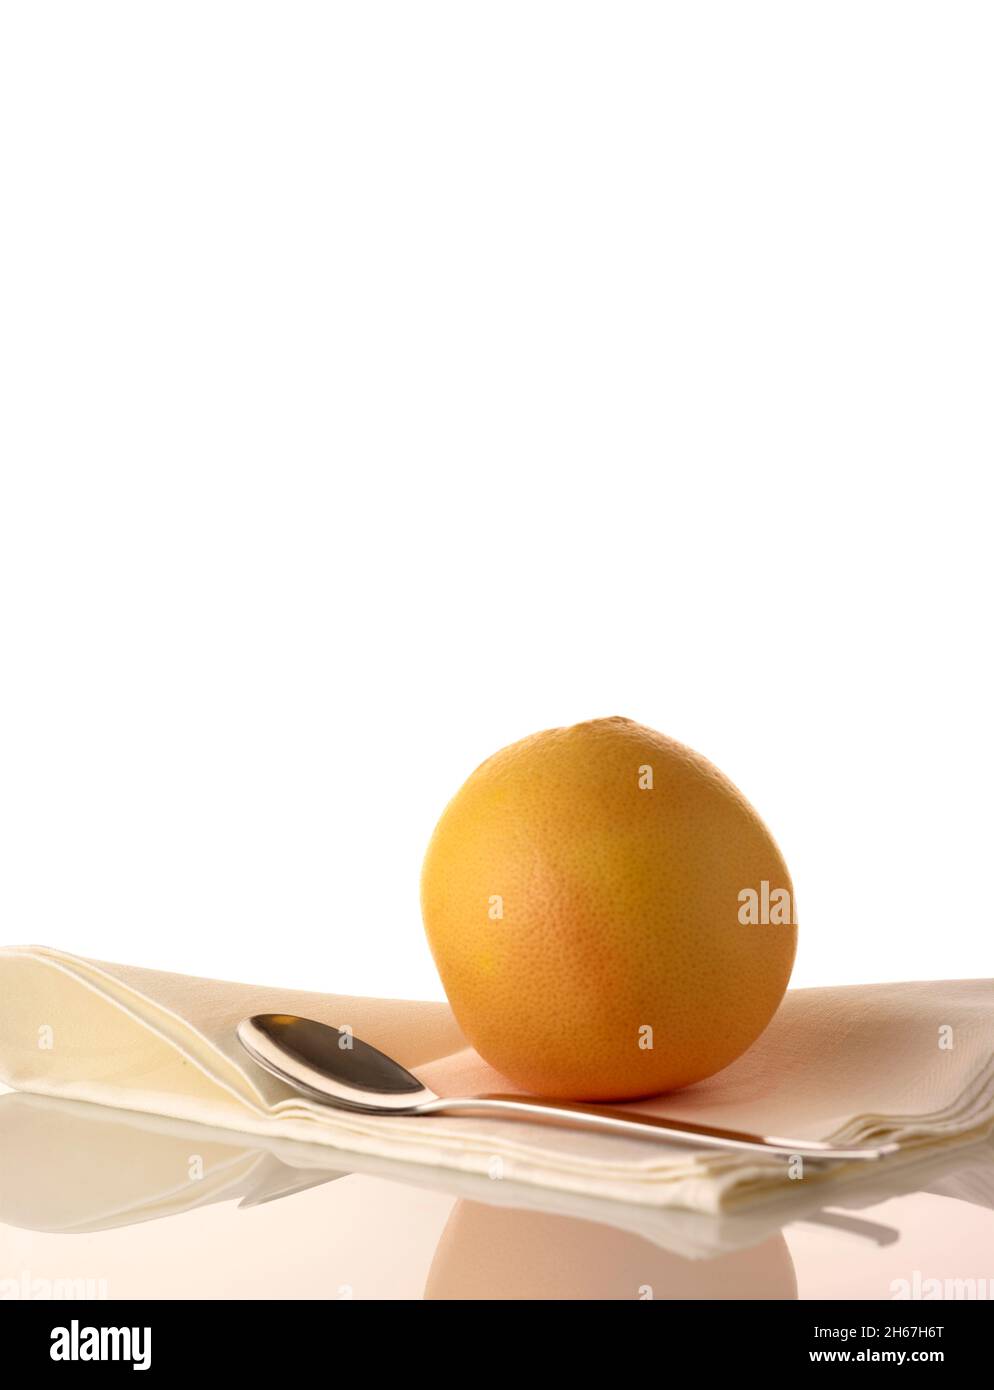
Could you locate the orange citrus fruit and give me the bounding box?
[421,716,797,1100]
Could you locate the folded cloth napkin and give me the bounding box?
[1,945,992,1216]
[4,1089,994,1264]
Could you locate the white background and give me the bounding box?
[1,4,990,1000]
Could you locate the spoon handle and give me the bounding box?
[420,1094,898,1162]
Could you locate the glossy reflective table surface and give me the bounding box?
[2,1085,992,1301]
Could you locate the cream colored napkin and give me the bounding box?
[4,1089,993,1266]
[1,945,992,1215]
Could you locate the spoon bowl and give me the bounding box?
[237,1014,438,1113]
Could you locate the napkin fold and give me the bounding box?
[1,945,992,1215]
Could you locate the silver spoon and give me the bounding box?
[236,1013,899,1163]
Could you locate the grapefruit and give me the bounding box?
[420,716,796,1100]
